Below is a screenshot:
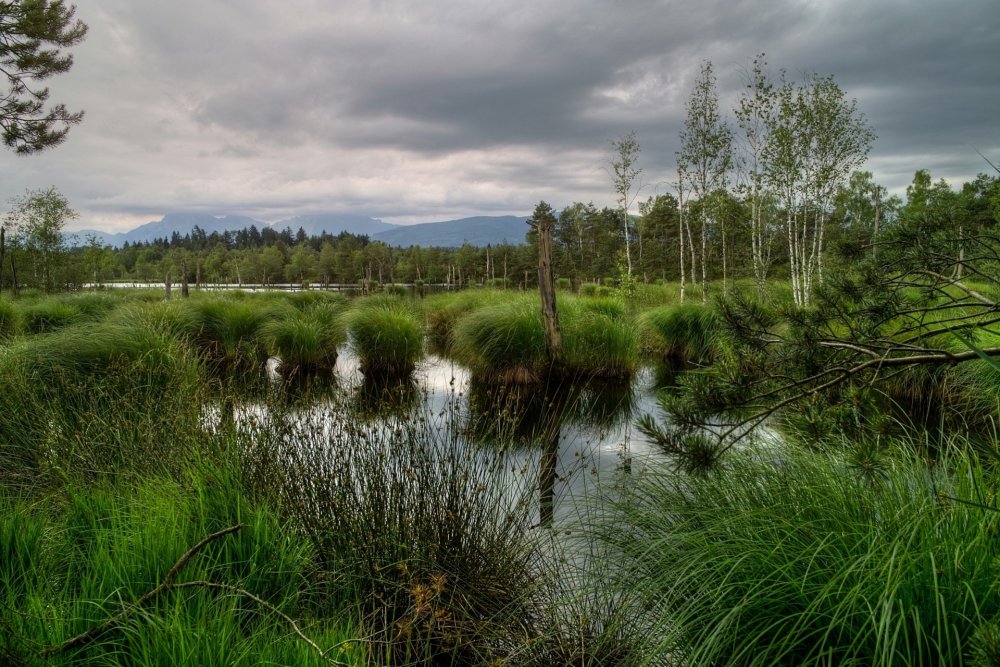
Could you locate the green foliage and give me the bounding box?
[348,295,424,377]
[603,444,1000,665]
[0,0,88,154]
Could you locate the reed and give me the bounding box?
[278,399,542,665]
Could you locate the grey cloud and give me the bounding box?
[2,0,998,230]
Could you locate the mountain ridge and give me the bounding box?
[71,212,529,248]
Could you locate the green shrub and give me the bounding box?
[579,282,599,297]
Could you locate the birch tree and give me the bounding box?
[677,61,733,300]
[610,131,641,278]
[765,73,873,306]
[734,54,778,296]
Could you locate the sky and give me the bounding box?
[2,0,998,233]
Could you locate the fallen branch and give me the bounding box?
[40,524,353,666]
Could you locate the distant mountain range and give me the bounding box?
[70,212,530,248]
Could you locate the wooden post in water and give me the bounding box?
[538,409,560,528]
[181,261,190,298]
[527,201,561,367]
[164,271,172,301]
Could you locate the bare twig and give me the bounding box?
[42,524,243,656]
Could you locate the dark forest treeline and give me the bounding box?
[0,167,996,294]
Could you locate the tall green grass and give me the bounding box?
[279,400,542,664]
[178,297,282,373]
[0,469,363,666]
[603,442,1000,666]
[640,302,722,366]
[0,297,18,338]
[263,302,347,376]
[348,295,424,378]
[0,321,205,490]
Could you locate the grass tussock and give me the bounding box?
[178,297,283,373]
[279,403,542,665]
[641,302,722,366]
[422,289,505,355]
[603,442,1000,666]
[451,297,547,384]
[348,295,424,378]
[561,299,638,380]
[263,302,347,376]
[19,299,82,333]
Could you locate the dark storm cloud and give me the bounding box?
[1,0,998,230]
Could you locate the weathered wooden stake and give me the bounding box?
[527,201,561,366]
